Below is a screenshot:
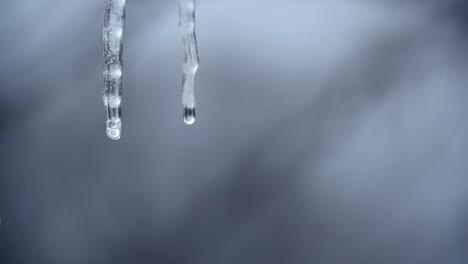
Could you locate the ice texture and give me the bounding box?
[103,0,126,139]
[179,0,199,125]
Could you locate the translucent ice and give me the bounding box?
[179,0,199,125]
[103,0,126,140]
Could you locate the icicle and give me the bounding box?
[179,0,199,125]
[103,0,126,140]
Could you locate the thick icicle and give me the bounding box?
[179,0,199,125]
[103,0,126,140]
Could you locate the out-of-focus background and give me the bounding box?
[1,0,468,263]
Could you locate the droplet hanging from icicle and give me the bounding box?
[179,0,200,125]
[103,0,126,140]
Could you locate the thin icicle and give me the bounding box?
[103,0,126,140]
[179,0,199,125]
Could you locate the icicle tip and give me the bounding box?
[106,118,122,140]
[183,106,196,125]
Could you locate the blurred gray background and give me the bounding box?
[1,0,468,263]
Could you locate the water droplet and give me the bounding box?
[106,128,121,140]
[183,107,196,125]
[106,118,122,140]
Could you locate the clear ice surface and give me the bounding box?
[103,0,126,140]
[179,0,199,125]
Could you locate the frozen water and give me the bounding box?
[179,0,199,125]
[103,0,126,140]
[183,106,196,125]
